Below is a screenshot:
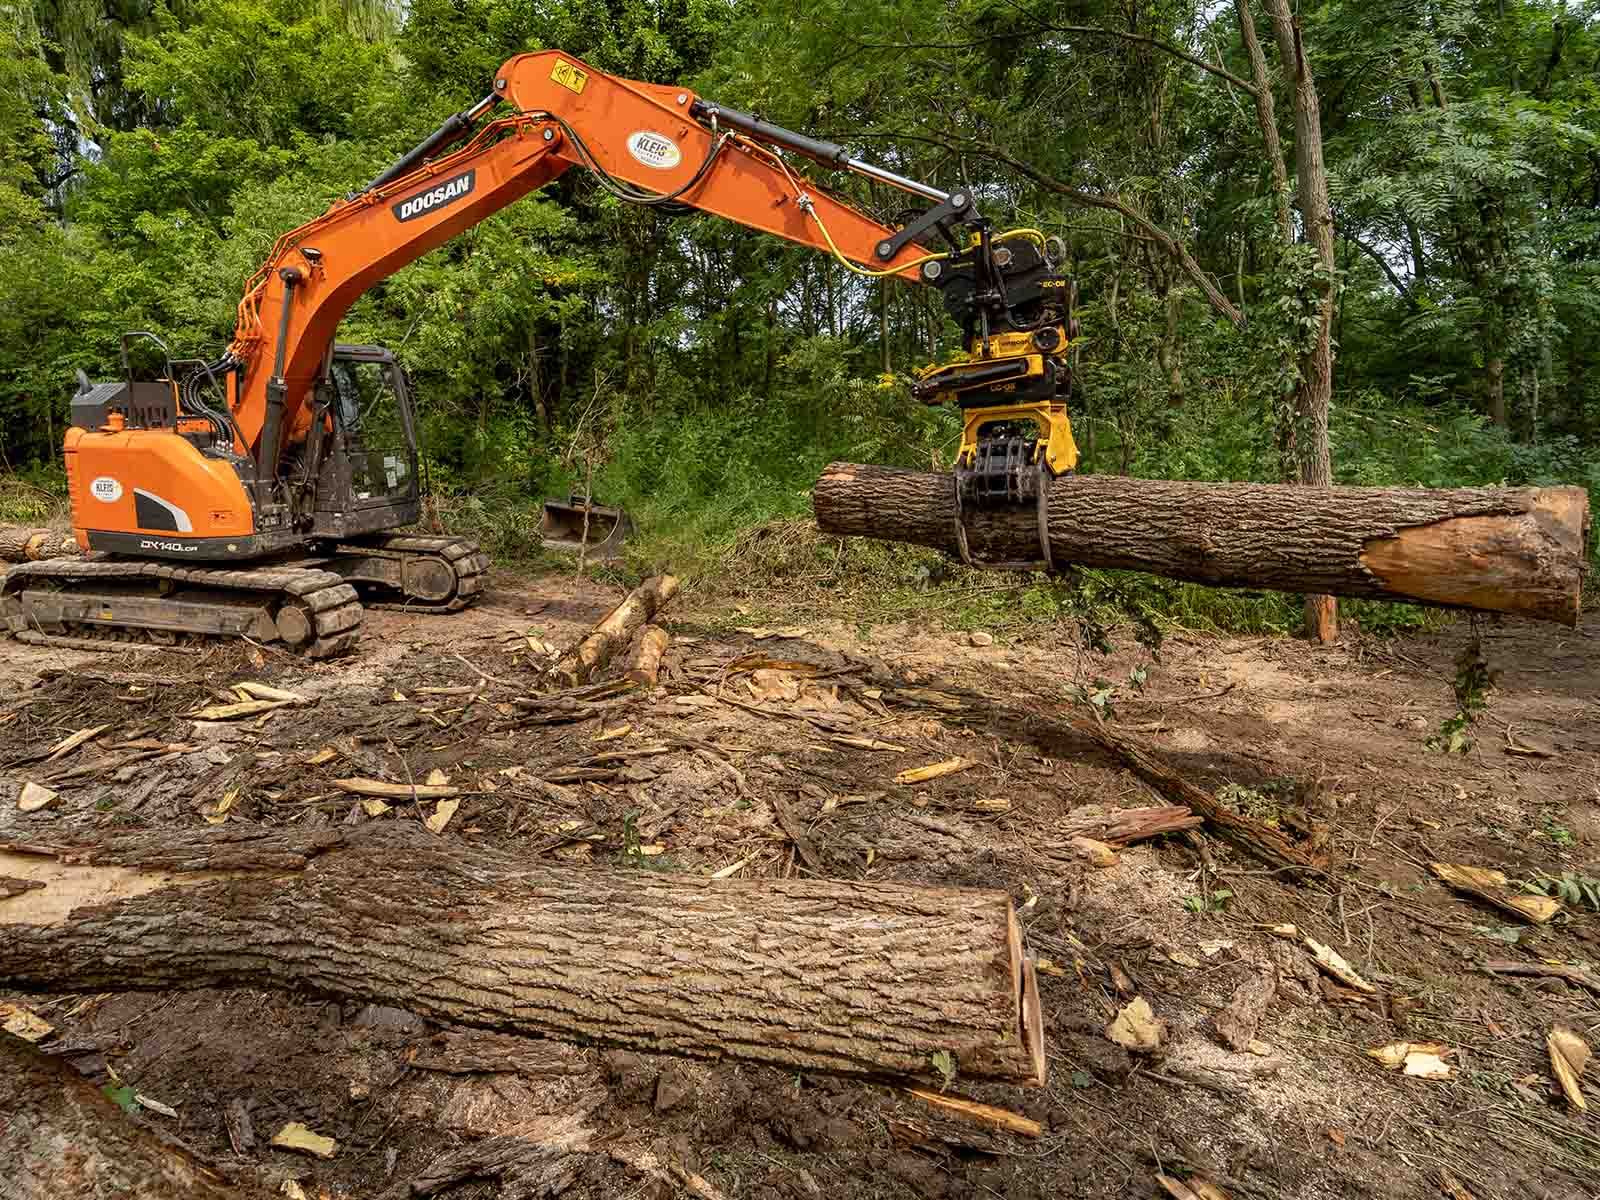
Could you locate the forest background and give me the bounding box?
[2,0,1597,634]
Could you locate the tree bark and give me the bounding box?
[0,527,79,563]
[0,1032,263,1200]
[0,826,1045,1088]
[812,463,1589,625]
[623,624,671,687]
[555,575,680,688]
[1235,0,1293,242]
[1266,0,1339,644]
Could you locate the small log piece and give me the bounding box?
[0,527,80,564]
[623,624,671,687]
[556,575,680,687]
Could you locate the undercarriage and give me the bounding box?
[0,533,487,656]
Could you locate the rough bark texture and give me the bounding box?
[0,526,78,563]
[0,826,1044,1087]
[812,463,1589,625]
[1266,0,1340,643]
[0,1032,263,1200]
[623,624,671,687]
[555,575,680,687]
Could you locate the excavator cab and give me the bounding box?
[309,344,422,538]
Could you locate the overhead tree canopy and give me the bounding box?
[0,0,1595,574]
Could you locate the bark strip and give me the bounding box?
[812,463,1588,625]
[0,826,1044,1088]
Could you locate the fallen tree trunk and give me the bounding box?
[0,526,79,563]
[813,464,1590,624]
[0,1032,262,1199]
[0,826,1045,1088]
[555,574,680,687]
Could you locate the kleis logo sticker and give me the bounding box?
[90,476,123,503]
[626,131,682,170]
[392,169,476,222]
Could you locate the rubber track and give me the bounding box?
[1,558,362,658]
[334,533,490,614]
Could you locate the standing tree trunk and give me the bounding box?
[1236,0,1293,242]
[1266,0,1339,644]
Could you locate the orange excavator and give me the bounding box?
[2,50,1080,655]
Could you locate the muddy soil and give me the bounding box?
[2,569,1597,1200]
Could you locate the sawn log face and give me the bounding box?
[813,463,1589,624]
[0,828,1043,1087]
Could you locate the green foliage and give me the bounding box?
[929,1049,957,1090]
[0,0,1596,639]
[1523,872,1600,913]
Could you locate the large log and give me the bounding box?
[812,463,1590,624]
[0,826,1045,1088]
[0,1032,262,1199]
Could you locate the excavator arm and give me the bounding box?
[227,50,967,474]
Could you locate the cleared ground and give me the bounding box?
[2,565,1596,1200]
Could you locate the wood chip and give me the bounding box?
[1429,862,1560,923]
[424,799,461,834]
[425,768,450,787]
[895,758,973,785]
[902,1086,1040,1137]
[235,682,308,704]
[191,699,294,721]
[830,735,906,752]
[17,781,58,812]
[710,854,754,879]
[972,797,1011,813]
[271,1121,337,1159]
[1156,1176,1231,1200]
[1437,1168,1476,1200]
[1066,835,1117,867]
[1106,996,1165,1053]
[595,724,633,742]
[333,778,459,801]
[0,1002,53,1042]
[361,798,391,817]
[1303,937,1376,993]
[305,748,337,766]
[1367,1041,1453,1078]
[202,788,239,826]
[1548,1025,1590,1111]
[44,724,110,762]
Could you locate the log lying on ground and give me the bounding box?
[0,526,79,563]
[0,1032,263,1199]
[0,825,1045,1088]
[623,623,671,687]
[555,574,680,687]
[814,464,1590,624]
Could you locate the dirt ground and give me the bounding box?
[2,566,1597,1200]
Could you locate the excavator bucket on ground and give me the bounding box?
[539,495,632,559]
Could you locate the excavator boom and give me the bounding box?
[228,51,944,472]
